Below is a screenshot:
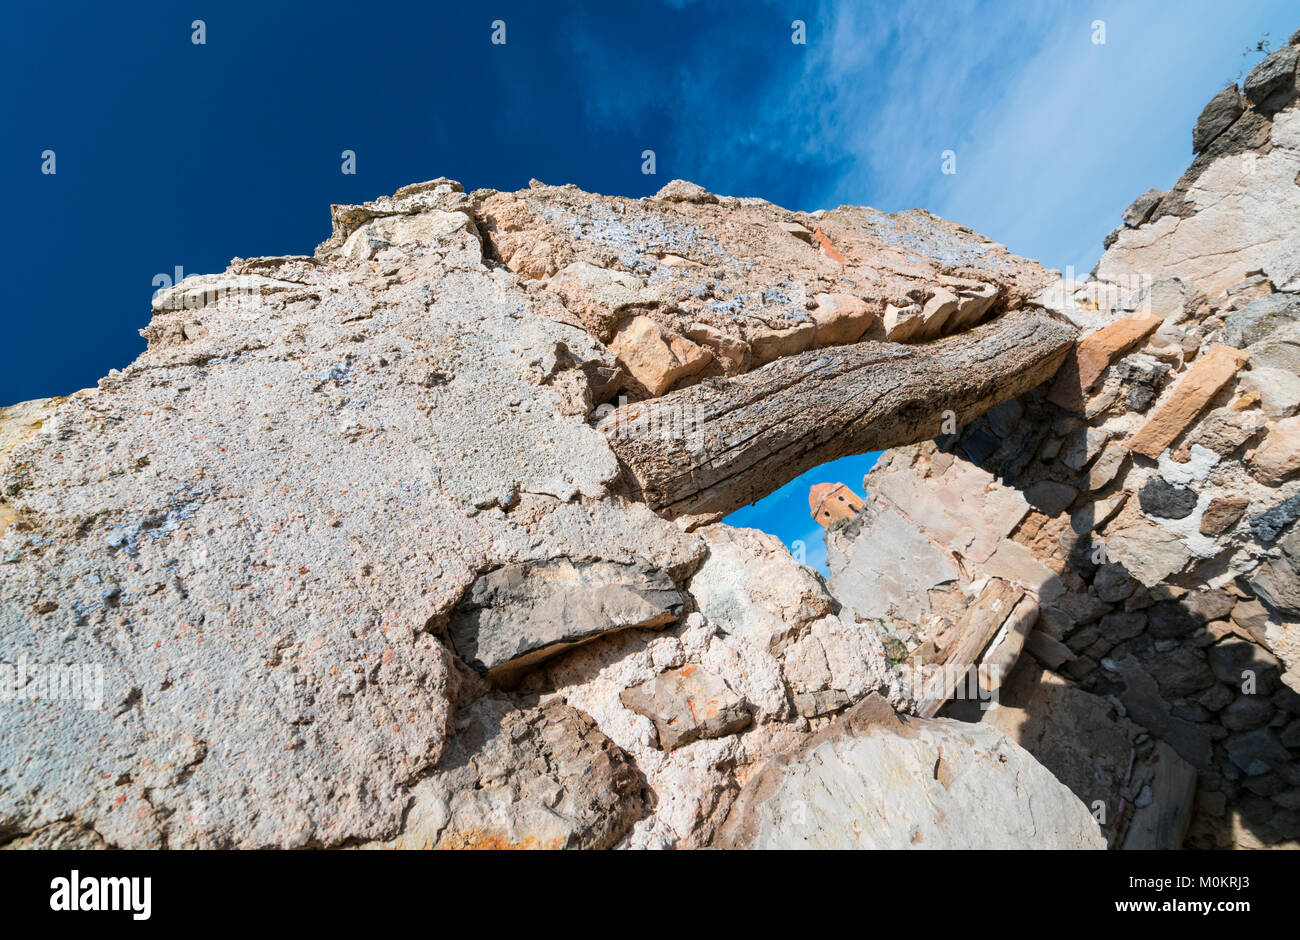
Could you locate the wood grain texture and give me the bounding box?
[599,308,1077,518]
[915,579,1025,718]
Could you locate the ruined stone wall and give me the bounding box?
[0,148,1086,849]
[829,33,1300,848]
[3,27,1296,852]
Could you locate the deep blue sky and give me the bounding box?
[4,0,1295,558]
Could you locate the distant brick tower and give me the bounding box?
[809,482,864,528]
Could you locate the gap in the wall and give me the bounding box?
[722,450,883,577]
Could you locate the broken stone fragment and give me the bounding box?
[619,665,753,751]
[747,319,816,366]
[1031,278,1111,331]
[1222,294,1300,349]
[1238,367,1300,417]
[609,315,713,396]
[1104,521,1191,586]
[912,286,962,341]
[0,397,61,463]
[1225,727,1291,776]
[1243,46,1299,111]
[1024,630,1074,670]
[1138,476,1199,519]
[943,280,1000,332]
[1230,598,1271,644]
[1085,443,1128,491]
[652,179,719,204]
[1220,694,1276,732]
[1190,407,1264,458]
[810,292,877,345]
[1071,492,1128,535]
[547,262,650,338]
[448,558,686,687]
[1193,84,1244,154]
[1098,609,1147,642]
[1059,426,1111,471]
[1144,326,1194,370]
[1246,323,1300,375]
[684,322,750,374]
[829,504,961,626]
[1024,480,1078,516]
[1124,276,1198,326]
[1263,233,1300,293]
[1251,523,1300,620]
[777,220,815,243]
[1208,638,1282,691]
[151,273,306,312]
[346,208,479,261]
[1122,188,1166,227]
[779,614,910,718]
[714,695,1106,849]
[688,525,834,655]
[1200,495,1250,535]
[1248,416,1300,485]
[314,177,474,261]
[1093,562,1137,603]
[1250,492,1300,544]
[882,301,924,342]
[374,695,646,850]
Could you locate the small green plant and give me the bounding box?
[872,618,911,664]
[1234,32,1272,83]
[1243,33,1271,56]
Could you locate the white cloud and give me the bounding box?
[774,0,1298,272]
[571,0,1296,274]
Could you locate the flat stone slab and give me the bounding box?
[715,695,1106,849]
[449,558,685,686]
[620,664,752,750]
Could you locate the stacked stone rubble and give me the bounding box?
[828,36,1300,848]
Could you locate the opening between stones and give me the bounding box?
[722,450,883,576]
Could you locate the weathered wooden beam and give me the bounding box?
[915,579,1026,718]
[598,308,1076,519]
[1120,741,1198,849]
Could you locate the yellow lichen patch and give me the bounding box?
[0,396,63,463]
[437,830,564,851]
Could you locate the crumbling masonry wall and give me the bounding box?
[2,28,1297,852]
[829,33,1300,849]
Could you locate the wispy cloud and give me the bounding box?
[566,0,1296,273]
